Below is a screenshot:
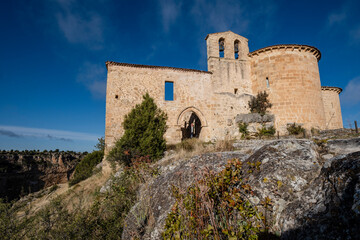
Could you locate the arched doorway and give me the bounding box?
[180,112,202,140]
[177,107,207,141]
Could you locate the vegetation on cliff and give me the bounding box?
[163,159,270,239]
[69,150,103,186]
[69,137,105,186]
[0,155,157,239]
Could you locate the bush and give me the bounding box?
[95,137,105,152]
[257,125,276,139]
[108,93,167,166]
[311,127,320,136]
[248,91,272,116]
[238,121,249,139]
[69,150,104,186]
[0,199,19,240]
[163,159,270,239]
[287,123,305,135]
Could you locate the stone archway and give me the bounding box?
[177,107,207,140]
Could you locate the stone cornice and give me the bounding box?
[205,30,248,41]
[249,44,321,61]
[321,86,342,94]
[106,61,212,74]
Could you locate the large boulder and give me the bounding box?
[121,151,249,239]
[122,139,360,239]
[326,137,360,155]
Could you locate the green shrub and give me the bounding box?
[0,199,19,240]
[248,91,273,116]
[163,159,270,239]
[95,137,105,152]
[287,123,305,135]
[49,184,59,193]
[257,125,276,139]
[107,93,167,166]
[311,127,320,136]
[69,150,103,186]
[238,121,249,139]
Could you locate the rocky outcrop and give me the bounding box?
[122,139,360,239]
[235,113,275,134]
[0,151,85,201]
[235,113,274,124]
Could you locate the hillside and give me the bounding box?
[2,134,360,239]
[0,150,85,201]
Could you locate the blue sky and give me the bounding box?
[0,0,359,152]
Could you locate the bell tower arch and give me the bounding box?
[205,31,252,94]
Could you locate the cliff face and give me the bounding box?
[121,138,360,240]
[0,151,85,201]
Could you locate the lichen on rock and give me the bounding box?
[121,139,360,239]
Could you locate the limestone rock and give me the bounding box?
[326,137,360,155]
[122,152,249,239]
[235,113,274,124]
[122,139,360,239]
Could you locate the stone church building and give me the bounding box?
[105,31,343,150]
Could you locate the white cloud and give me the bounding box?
[191,0,276,33]
[327,12,347,27]
[350,26,360,42]
[191,0,248,33]
[0,125,99,142]
[55,0,104,49]
[341,77,360,105]
[158,0,183,32]
[325,1,360,45]
[77,62,106,99]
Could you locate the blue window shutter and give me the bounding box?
[165,81,174,101]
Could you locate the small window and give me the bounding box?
[234,40,239,59]
[115,94,118,99]
[219,38,225,58]
[266,77,270,88]
[165,81,174,101]
[234,88,238,94]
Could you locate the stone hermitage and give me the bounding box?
[104,31,343,152]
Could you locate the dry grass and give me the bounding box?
[166,138,235,162]
[16,168,111,218]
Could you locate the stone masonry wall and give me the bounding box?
[322,87,343,129]
[105,63,213,151]
[105,61,252,152]
[249,46,326,133]
[206,31,252,95]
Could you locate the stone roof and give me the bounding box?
[249,44,321,61]
[106,61,212,74]
[321,86,342,94]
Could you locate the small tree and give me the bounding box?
[248,91,272,116]
[238,122,249,139]
[108,93,167,166]
[95,137,105,152]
